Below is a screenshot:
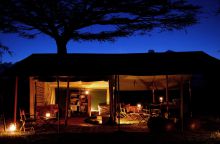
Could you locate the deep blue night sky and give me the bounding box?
[1,0,220,63]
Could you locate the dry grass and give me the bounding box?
[0,131,219,144]
[1,115,220,144]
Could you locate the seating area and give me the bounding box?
[36,104,59,120]
[12,102,179,134]
[93,103,167,125]
[0,114,6,132]
[116,104,151,125]
[19,109,35,132]
[17,104,59,133]
[35,104,59,129]
[115,102,180,126]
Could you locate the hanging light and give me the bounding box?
[45,112,51,119]
[137,103,142,108]
[85,90,89,95]
[137,103,142,112]
[159,96,164,103]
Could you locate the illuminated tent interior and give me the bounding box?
[26,73,192,126]
[119,75,191,91]
[2,51,220,125]
[30,79,109,114]
[118,75,191,105]
[30,74,191,116]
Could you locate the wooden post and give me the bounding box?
[113,76,116,124]
[14,76,18,124]
[57,78,60,133]
[113,75,117,124]
[166,75,169,113]
[65,79,70,126]
[3,114,6,131]
[189,80,192,118]
[34,81,37,119]
[152,89,155,103]
[88,93,91,117]
[109,78,114,124]
[0,114,6,132]
[180,76,184,133]
[117,75,121,131]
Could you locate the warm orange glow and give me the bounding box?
[165,123,174,132]
[137,103,141,108]
[96,116,102,124]
[85,90,89,95]
[98,105,101,115]
[8,123,16,132]
[190,122,196,130]
[159,96,163,103]
[137,103,142,112]
[45,112,51,118]
[189,120,200,130]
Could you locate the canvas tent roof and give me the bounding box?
[119,75,191,90]
[3,51,220,78]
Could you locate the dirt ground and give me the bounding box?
[0,130,220,144]
[1,116,220,144]
[1,123,220,144]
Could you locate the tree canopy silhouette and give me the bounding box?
[0,43,11,62]
[0,0,199,55]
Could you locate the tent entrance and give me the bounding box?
[29,79,109,119]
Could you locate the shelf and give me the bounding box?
[69,91,88,114]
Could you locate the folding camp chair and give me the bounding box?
[19,109,35,132]
[150,104,161,117]
[117,104,130,118]
[0,114,6,132]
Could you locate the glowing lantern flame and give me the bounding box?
[45,112,51,118]
[85,90,89,95]
[8,123,16,132]
[137,103,142,112]
[137,104,141,108]
[159,96,163,103]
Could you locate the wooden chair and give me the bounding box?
[19,109,35,132]
[0,114,6,132]
[150,104,161,117]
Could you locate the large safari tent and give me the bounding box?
[3,51,220,128]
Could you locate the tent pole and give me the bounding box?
[152,89,155,104]
[65,78,70,126]
[113,75,117,124]
[34,81,37,119]
[109,78,114,124]
[14,76,18,124]
[189,80,192,118]
[117,75,121,131]
[166,75,169,113]
[180,76,184,133]
[57,77,60,133]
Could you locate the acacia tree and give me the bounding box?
[0,44,11,63]
[0,0,199,55]
[0,7,14,60]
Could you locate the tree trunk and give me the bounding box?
[55,38,68,55]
